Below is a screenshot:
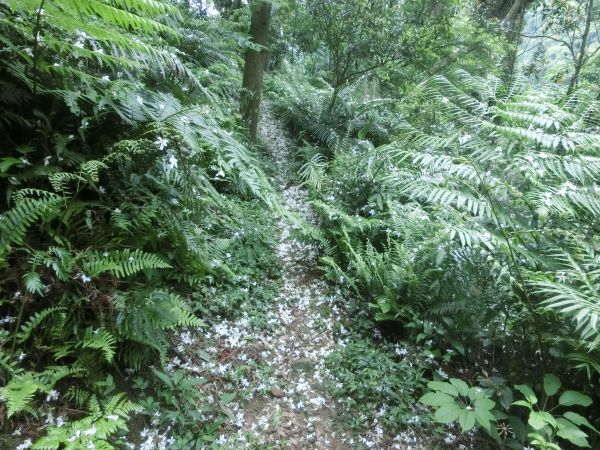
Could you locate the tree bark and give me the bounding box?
[502,0,526,26]
[240,0,272,141]
[484,0,533,80]
[567,0,594,96]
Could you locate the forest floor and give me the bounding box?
[167,105,434,449]
[166,105,351,449]
[217,104,351,448]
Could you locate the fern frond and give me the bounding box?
[0,191,62,252]
[80,249,171,277]
[17,307,66,343]
[298,153,327,191]
[534,280,600,340]
[80,328,117,363]
[1,372,42,418]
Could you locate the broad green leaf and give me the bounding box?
[528,411,557,430]
[492,410,508,420]
[474,397,495,411]
[508,416,527,442]
[419,392,454,407]
[468,386,486,400]
[497,386,514,411]
[449,378,469,396]
[152,369,173,388]
[474,408,495,431]
[559,391,592,407]
[458,408,476,432]
[556,418,590,448]
[543,374,561,396]
[515,384,538,404]
[512,400,533,409]
[220,405,235,421]
[427,381,458,397]
[377,296,391,314]
[563,412,599,433]
[529,433,562,450]
[220,392,236,405]
[434,404,462,423]
[451,341,465,356]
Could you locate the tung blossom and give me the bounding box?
[155,136,169,150]
[16,439,32,450]
[166,155,178,170]
[458,134,472,145]
[46,389,59,402]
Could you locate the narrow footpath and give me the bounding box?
[226,104,348,449]
[168,104,432,450]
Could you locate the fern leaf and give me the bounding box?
[0,191,62,250]
[80,328,117,363]
[17,307,66,343]
[80,249,171,277]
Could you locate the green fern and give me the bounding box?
[32,393,141,449]
[80,328,117,363]
[1,371,43,418]
[17,307,66,343]
[80,249,171,277]
[0,190,62,255]
[2,366,83,418]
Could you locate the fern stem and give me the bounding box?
[32,0,46,96]
[472,165,547,372]
[11,297,27,354]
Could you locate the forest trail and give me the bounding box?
[222,104,348,449]
[196,104,351,449]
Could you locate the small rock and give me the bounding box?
[270,385,284,398]
[292,358,314,373]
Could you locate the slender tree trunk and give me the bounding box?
[505,11,526,78]
[328,84,341,115]
[240,0,272,141]
[502,0,525,25]
[482,0,532,80]
[567,0,594,96]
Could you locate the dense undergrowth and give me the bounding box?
[1,0,600,449]
[268,66,600,448]
[0,1,281,448]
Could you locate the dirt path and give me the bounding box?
[215,105,346,449]
[171,105,350,449]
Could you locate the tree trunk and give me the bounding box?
[487,0,532,80]
[328,84,341,115]
[240,0,272,141]
[502,0,525,25]
[567,0,594,96]
[504,10,526,79]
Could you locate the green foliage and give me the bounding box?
[2,366,83,418]
[326,338,425,432]
[0,191,62,262]
[32,393,142,450]
[512,375,597,448]
[1,0,599,446]
[272,63,600,445]
[0,0,278,445]
[80,249,171,278]
[421,373,598,448]
[420,378,497,432]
